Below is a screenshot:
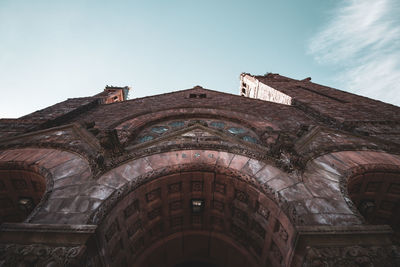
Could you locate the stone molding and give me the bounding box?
[290,225,397,266]
[0,223,97,247]
[302,245,400,267]
[0,223,97,234]
[0,244,85,267]
[0,224,97,267]
[0,123,102,175]
[295,224,393,236]
[111,107,278,132]
[295,126,400,168]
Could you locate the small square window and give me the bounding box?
[191,199,205,213]
[188,93,207,99]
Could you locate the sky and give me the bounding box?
[1,0,399,118]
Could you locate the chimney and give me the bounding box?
[95,86,130,104]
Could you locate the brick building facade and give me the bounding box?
[0,74,399,266]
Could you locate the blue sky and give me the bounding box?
[1,0,399,118]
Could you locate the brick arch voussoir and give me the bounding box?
[0,147,95,224]
[299,150,400,226]
[89,149,293,225]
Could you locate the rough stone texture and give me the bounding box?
[0,148,94,224]
[1,73,400,266]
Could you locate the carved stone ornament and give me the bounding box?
[0,244,85,267]
[302,245,400,267]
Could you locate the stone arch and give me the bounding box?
[113,108,278,131]
[346,166,400,226]
[0,161,50,223]
[113,107,279,145]
[300,150,400,226]
[90,149,297,266]
[0,147,96,224]
[288,150,400,266]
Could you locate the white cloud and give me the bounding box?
[308,0,400,106]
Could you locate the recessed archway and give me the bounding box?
[348,170,400,244]
[0,147,94,224]
[96,170,293,267]
[0,169,46,223]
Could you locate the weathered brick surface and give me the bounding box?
[1,74,400,266]
[242,73,400,146]
[65,88,313,139]
[250,73,400,122]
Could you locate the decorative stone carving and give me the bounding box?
[0,244,85,267]
[191,180,203,192]
[98,129,123,155]
[256,202,270,221]
[234,189,249,204]
[168,182,182,194]
[277,223,288,242]
[302,245,400,267]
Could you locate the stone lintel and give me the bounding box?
[0,223,97,246]
[290,224,395,266]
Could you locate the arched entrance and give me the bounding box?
[93,151,294,267]
[348,169,400,244]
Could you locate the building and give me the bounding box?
[0,74,399,266]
